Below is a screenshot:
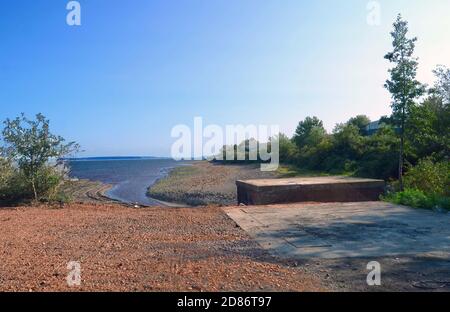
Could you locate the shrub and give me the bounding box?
[383,188,450,210]
[404,158,449,196]
[384,188,432,209]
[355,127,399,179]
[1,113,79,203]
[0,158,14,199]
[0,163,66,204]
[33,166,65,202]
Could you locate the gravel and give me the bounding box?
[0,203,325,292]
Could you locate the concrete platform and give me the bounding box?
[224,202,450,259]
[236,176,385,205]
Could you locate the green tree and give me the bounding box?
[347,115,371,135]
[356,126,399,179]
[431,65,450,105]
[328,123,364,168]
[404,158,449,197]
[1,113,79,201]
[384,14,425,190]
[293,116,327,149]
[276,133,297,164]
[407,96,450,162]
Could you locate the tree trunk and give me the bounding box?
[399,135,404,191]
[31,178,38,202]
[399,106,406,192]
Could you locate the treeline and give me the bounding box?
[277,116,399,180]
[278,83,448,181]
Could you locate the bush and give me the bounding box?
[0,158,11,186]
[33,166,65,202]
[383,188,450,211]
[404,158,449,196]
[0,158,14,199]
[0,163,67,205]
[355,127,399,179]
[384,188,432,209]
[2,113,79,202]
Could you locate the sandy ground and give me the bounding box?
[0,203,325,292]
[148,162,278,206]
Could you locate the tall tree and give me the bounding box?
[384,14,425,190]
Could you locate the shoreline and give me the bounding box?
[101,182,187,208]
[148,161,280,206]
[66,163,191,208]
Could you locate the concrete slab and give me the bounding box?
[236,177,385,205]
[224,202,450,259]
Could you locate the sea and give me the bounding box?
[67,157,186,206]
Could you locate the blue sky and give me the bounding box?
[0,0,449,157]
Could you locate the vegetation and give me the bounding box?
[0,113,79,205]
[384,14,426,190]
[383,159,449,210]
[215,15,448,211]
[383,189,449,211]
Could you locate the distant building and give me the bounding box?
[365,119,400,136]
[365,120,383,136]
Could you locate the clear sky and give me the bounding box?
[1,0,449,157]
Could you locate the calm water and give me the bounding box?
[68,158,185,206]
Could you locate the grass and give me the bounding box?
[276,164,351,178]
[383,188,450,211]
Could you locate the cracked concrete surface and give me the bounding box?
[224,202,450,259]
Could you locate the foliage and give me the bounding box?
[405,66,450,163]
[383,188,449,211]
[406,96,450,162]
[276,134,297,164]
[355,126,399,179]
[404,158,449,197]
[431,65,450,105]
[1,114,79,204]
[0,157,15,199]
[347,115,371,135]
[279,113,399,179]
[293,116,327,149]
[384,14,426,189]
[384,14,425,125]
[2,113,79,201]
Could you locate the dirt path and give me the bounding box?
[0,203,325,292]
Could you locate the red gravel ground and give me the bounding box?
[0,204,325,292]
